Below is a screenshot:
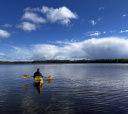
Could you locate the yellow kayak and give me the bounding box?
[23,75,52,94]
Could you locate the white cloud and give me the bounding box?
[85,31,101,36]
[20,6,78,27]
[10,46,32,60]
[81,37,128,59]
[120,30,128,33]
[11,46,22,50]
[98,7,105,10]
[122,14,127,17]
[0,30,10,38]
[22,12,46,23]
[16,22,37,32]
[90,20,97,26]
[97,17,102,21]
[103,31,106,34]
[41,6,78,25]
[0,53,6,61]
[109,30,116,33]
[2,24,12,28]
[0,53,5,56]
[17,6,78,31]
[31,44,60,60]
[90,18,103,26]
[24,7,40,12]
[4,37,128,61]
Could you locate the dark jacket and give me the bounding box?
[34,71,42,78]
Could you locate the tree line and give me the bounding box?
[1,59,128,64]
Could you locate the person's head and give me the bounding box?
[37,68,40,71]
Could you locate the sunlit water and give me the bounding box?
[1,63,128,114]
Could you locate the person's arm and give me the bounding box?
[41,73,43,78]
[40,72,43,77]
[34,72,36,78]
[39,73,42,76]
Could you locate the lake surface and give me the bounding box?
[1,63,128,114]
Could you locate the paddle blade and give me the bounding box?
[47,76,52,79]
[23,75,31,78]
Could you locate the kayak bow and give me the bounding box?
[34,76,43,84]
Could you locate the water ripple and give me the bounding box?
[1,64,128,113]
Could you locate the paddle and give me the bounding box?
[23,75,52,79]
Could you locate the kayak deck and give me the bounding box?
[34,76,43,84]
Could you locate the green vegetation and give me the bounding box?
[1,59,128,64]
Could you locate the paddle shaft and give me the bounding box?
[23,75,52,79]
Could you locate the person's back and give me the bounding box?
[34,68,42,78]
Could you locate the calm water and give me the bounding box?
[1,63,128,114]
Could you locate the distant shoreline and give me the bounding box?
[1,59,128,64]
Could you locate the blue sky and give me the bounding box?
[1,0,128,61]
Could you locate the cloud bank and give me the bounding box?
[2,37,128,61]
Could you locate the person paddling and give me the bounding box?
[34,68,43,78]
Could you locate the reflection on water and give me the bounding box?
[33,82,43,94]
[1,64,128,114]
[47,79,52,83]
[23,79,53,94]
[23,85,30,90]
